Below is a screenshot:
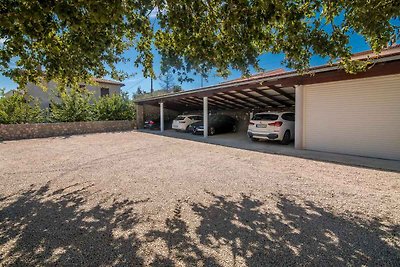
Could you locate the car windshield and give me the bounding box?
[210,116,223,122]
[252,114,279,121]
[175,116,186,120]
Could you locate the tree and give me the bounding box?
[94,93,135,121]
[136,86,143,96]
[1,1,399,86]
[159,70,176,92]
[0,1,154,87]
[50,87,94,122]
[0,89,44,124]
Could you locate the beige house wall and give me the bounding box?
[26,81,123,109]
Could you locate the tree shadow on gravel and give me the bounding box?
[190,193,400,266]
[0,182,148,266]
[145,203,222,267]
[145,192,399,266]
[1,185,399,266]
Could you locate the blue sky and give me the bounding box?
[0,32,371,95]
[111,31,371,96]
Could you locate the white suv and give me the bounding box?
[172,115,202,132]
[247,112,295,144]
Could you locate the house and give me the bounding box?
[135,45,400,161]
[22,78,124,109]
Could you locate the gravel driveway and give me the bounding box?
[1,131,399,266]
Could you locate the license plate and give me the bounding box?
[256,124,267,128]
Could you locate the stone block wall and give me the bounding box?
[0,120,134,141]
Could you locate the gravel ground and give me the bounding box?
[0,131,399,266]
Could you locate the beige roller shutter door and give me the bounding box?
[303,74,400,160]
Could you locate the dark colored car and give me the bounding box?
[144,118,172,130]
[191,115,237,135]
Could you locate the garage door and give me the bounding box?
[303,74,400,160]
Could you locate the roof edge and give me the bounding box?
[135,52,400,104]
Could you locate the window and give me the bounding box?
[210,115,224,122]
[78,84,86,92]
[101,87,110,97]
[175,116,186,121]
[189,116,202,120]
[252,113,279,121]
[282,113,295,121]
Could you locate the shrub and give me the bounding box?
[50,88,94,122]
[0,89,44,124]
[0,87,135,124]
[94,93,135,121]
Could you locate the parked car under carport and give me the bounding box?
[190,115,238,136]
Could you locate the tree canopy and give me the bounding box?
[1,0,399,86]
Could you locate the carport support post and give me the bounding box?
[203,97,208,138]
[160,102,164,132]
[136,104,144,129]
[295,85,304,149]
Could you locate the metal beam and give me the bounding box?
[178,99,202,107]
[186,97,220,108]
[268,85,295,101]
[181,97,211,107]
[222,92,261,108]
[250,88,293,107]
[207,97,238,109]
[234,90,279,107]
[218,92,257,108]
[212,95,249,109]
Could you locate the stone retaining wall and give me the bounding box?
[0,120,134,141]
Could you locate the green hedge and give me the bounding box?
[0,90,44,124]
[94,93,134,121]
[49,88,94,122]
[0,88,135,124]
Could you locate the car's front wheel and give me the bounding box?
[281,130,291,145]
[209,127,216,136]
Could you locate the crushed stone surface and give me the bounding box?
[0,131,399,266]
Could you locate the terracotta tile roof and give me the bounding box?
[219,68,286,85]
[351,44,400,60]
[135,47,400,104]
[93,78,125,86]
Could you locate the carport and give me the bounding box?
[135,47,400,160]
[136,69,297,138]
